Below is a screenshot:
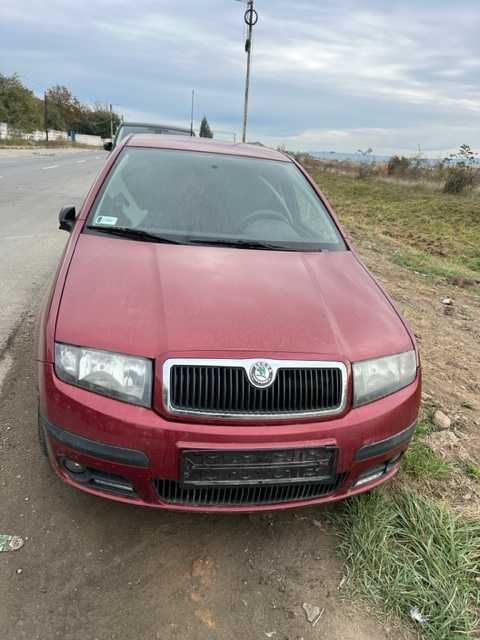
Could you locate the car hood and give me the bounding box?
[56,235,412,362]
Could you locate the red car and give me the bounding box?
[37,135,421,512]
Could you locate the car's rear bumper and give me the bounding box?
[39,362,421,512]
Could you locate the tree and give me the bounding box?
[0,73,42,132]
[79,105,121,138]
[199,116,213,138]
[0,73,121,138]
[46,88,121,137]
[46,85,82,131]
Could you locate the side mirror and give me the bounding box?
[103,141,113,152]
[59,206,76,232]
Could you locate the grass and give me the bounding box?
[466,464,480,482]
[331,490,480,639]
[312,169,480,286]
[402,440,453,481]
[415,418,436,437]
[400,417,453,481]
[391,249,479,288]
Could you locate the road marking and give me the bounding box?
[94,156,101,159]
[76,159,87,164]
[0,232,51,241]
[42,164,59,170]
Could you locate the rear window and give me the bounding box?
[88,148,346,251]
[116,125,191,143]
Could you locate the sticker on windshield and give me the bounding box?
[95,216,118,226]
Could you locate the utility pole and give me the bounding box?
[241,0,258,143]
[190,89,195,136]
[109,103,113,139]
[43,91,49,147]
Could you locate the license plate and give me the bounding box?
[181,447,336,486]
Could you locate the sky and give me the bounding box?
[1,0,479,156]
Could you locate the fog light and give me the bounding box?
[92,476,135,494]
[386,453,402,470]
[64,459,86,474]
[354,466,385,488]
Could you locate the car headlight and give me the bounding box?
[55,343,152,407]
[353,350,417,407]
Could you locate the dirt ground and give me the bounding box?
[0,320,415,640]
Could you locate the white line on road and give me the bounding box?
[76,159,87,164]
[42,164,59,170]
[0,232,52,241]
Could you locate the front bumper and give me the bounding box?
[39,362,420,512]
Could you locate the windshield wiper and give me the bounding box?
[189,238,320,251]
[87,226,187,244]
[87,227,322,251]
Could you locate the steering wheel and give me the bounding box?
[238,209,290,232]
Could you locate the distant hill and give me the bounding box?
[309,150,451,165]
[311,150,391,163]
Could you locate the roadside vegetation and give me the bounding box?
[304,160,480,290]
[297,144,479,195]
[327,411,479,637]
[0,71,121,138]
[301,155,480,638]
[330,490,480,640]
[403,439,452,481]
[199,116,214,138]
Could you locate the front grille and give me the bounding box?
[166,361,345,418]
[155,474,347,507]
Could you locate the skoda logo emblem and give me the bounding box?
[249,361,274,388]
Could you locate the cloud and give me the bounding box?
[264,124,478,157]
[1,0,479,153]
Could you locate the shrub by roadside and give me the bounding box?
[443,145,479,194]
[295,145,480,194]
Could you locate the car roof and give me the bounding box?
[119,121,191,132]
[125,134,291,162]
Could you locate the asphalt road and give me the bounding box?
[0,148,105,359]
[0,149,404,640]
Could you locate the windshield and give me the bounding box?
[87,148,346,251]
[116,125,191,143]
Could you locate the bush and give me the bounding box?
[356,148,374,179]
[443,144,478,194]
[387,155,411,176]
[387,149,428,179]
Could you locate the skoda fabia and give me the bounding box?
[37,135,421,511]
